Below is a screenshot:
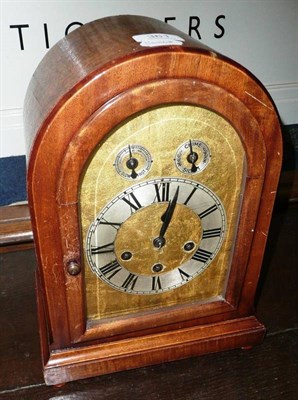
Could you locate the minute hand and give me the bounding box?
[159,186,179,238]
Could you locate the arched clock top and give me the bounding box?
[24,16,281,164]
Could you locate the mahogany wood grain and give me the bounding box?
[24,15,283,384]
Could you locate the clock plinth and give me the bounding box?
[25,15,282,385]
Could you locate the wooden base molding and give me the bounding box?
[42,312,265,385]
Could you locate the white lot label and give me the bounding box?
[132,33,185,47]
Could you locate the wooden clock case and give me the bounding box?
[24,15,282,385]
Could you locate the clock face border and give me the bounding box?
[54,78,266,343]
[85,177,227,296]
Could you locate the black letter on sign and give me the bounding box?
[9,24,29,50]
[65,22,83,36]
[189,16,201,39]
[214,15,225,38]
[44,23,50,48]
[165,17,176,24]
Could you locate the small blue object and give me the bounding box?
[0,155,27,206]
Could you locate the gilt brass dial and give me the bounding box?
[80,104,245,320]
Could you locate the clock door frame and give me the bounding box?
[54,77,265,344]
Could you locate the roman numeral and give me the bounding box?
[122,273,138,290]
[91,242,114,254]
[192,248,213,263]
[202,228,222,239]
[99,260,122,279]
[198,204,218,219]
[154,182,170,202]
[152,276,162,291]
[178,268,190,281]
[183,187,197,205]
[122,192,142,212]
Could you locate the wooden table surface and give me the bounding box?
[0,202,297,400]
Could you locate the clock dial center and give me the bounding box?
[114,202,202,276]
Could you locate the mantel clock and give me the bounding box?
[24,15,282,385]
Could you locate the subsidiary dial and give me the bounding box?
[114,144,153,180]
[175,140,211,174]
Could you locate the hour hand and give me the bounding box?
[161,200,171,222]
[160,187,179,236]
